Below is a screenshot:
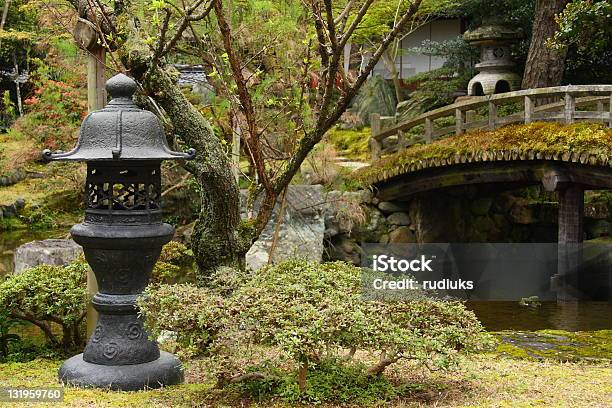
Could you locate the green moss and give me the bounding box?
[325,127,371,160]
[354,122,612,185]
[494,330,612,363]
[496,343,531,359]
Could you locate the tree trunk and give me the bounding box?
[297,359,308,392]
[382,48,403,103]
[124,55,252,281]
[522,0,570,89]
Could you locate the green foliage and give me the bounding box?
[408,38,479,77]
[0,261,89,350]
[151,241,196,284]
[234,358,398,405]
[404,68,469,112]
[0,0,38,68]
[0,309,22,359]
[351,0,464,42]
[326,127,371,160]
[138,283,228,358]
[140,259,491,397]
[1,90,16,128]
[549,0,612,56]
[550,0,612,84]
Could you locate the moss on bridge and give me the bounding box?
[354,122,612,186]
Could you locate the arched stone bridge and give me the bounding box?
[356,85,612,301]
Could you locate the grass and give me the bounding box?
[0,352,609,407]
[354,122,612,185]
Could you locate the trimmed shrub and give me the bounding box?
[0,261,89,350]
[139,259,493,394]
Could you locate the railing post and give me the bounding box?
[609,92,612,128]
[564,92,575,124]
[524,95,534,124]
[455,108,465,135]
[397,130,407,151]
[424,117,433,143]
[488,101,497,130]
[370,113,382,160]
[466,110,475,124]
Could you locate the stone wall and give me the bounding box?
[324,186,612,265]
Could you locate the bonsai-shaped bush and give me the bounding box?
[0,261,89,350]
[139,259,492,395]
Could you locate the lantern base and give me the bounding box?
[58,351,183,391]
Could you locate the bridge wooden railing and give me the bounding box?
[370,85,612,160]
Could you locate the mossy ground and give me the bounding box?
[1,330,610,407]
[325,127,371,161]
[494,330,612,362]
[354,122,612,185]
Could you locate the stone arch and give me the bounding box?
[494,80,511,94]
[472,82,485,96]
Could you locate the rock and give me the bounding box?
[389,226,415,243]
[14,198,26,210]
[245,185,326,270]
[326,235,361,265]
[378,201,411,214]
[387,212,411,226]
[352,207,388,242]
[470,197,493,216]
[14,239,84,274]
[395,94,431,124]
[379,234,390,244]
[472,216,496,232]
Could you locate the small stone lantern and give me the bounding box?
[463,23,522,96]
[43,74,195,391]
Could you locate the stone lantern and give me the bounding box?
[463,23,522,96]
[43,73,195,391]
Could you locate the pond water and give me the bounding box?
[466,301,612,331]
[1,231,610,332]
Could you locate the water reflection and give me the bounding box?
[467,301,612,331]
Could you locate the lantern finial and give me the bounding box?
[105,73,137,100]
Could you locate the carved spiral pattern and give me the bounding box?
[126,322,142,340]
[116,266,131,285]
[103,341,119,360]
[91,326,103,343]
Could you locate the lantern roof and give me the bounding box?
[42,73,195,162]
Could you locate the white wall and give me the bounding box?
[370,19,462,79]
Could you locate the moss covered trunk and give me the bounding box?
[126,60,249,281]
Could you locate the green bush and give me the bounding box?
[0,261,89,350]
[139,259,492,396]
[0,309,22,359]
[151,241,196,284]
[234,358,398,405]
[138,283,228,358]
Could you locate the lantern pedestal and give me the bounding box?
[58,221,183,390]
[59,351,182,391]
